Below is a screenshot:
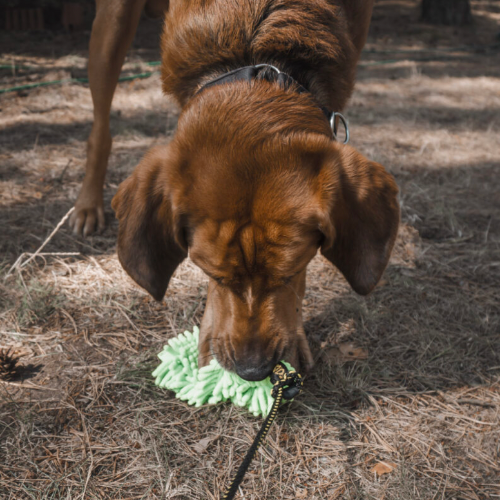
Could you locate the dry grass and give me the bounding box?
[1,1,500,498]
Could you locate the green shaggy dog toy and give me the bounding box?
[153,327,295,417]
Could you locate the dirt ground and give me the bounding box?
[1,0,500,498]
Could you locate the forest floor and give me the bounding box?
[1,0,499,498]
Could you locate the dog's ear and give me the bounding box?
[318,144,400,295]
[111,145,187,301]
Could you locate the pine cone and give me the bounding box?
[0,348,21,380]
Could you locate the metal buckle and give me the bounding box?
[254,63,281,75]
[330,112,350,144]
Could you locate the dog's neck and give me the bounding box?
[193,64,351,144]
[161,0,357,112]
[196,64,331,117]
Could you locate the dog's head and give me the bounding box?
[112,84,399,380]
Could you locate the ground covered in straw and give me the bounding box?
[1,1,499,498]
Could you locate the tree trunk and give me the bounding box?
[421,0,472,26]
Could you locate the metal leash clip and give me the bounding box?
[270,362,303,400]
[330,111,350,144]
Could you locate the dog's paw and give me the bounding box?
[69,192,105,237]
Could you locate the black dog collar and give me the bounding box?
[195,64,349,144]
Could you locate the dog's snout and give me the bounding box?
[235,358,276,382]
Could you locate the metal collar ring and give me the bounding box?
[330,111,350,144]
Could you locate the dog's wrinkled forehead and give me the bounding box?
[189,218,319,286]
[178,141,326,286]
[178,139,326,219]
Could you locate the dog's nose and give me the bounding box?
[235,359,275,382]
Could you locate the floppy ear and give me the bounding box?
[319,144,400,295]
[111,145,187,301]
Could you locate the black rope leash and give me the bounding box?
[220,362,303,500]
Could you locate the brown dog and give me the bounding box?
[111,0,400,381]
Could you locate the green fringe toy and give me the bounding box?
[153,327,294,417]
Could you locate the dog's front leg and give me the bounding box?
[70,0,146,236]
